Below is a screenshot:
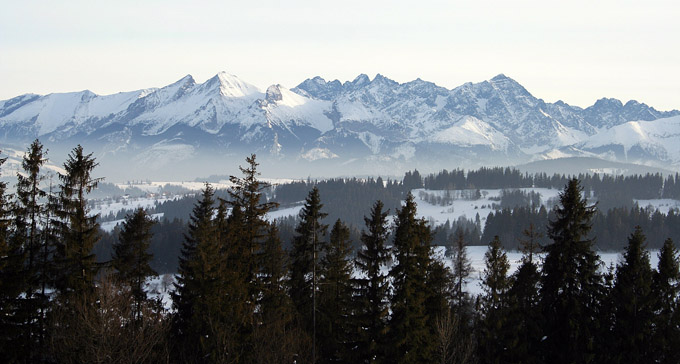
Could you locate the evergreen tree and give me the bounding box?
[540,178,602,364]
[247,219,316,362]
[227,154,278,300]
[594,262,617,364]
[112,207,157,320]
[14,140,48,293]
[12,140,50,359]
[52,145,102,298]
[479,236,510,311]
[191,154,279,362]
[259,223,291,324]
[254,226,312,364]
[610,226,655,364]
[503,226,543,364]
[219,199,257,363]
[318,219,354,364]
[38,176,60,355]
[289,186,328,359]
[450,228,473,316]
[172,185,252,363]
[387,193,434,364]
[424,258,453,352]
[171,184,220,361]
[0,154,29,363]
[477,236,511,364]
[651,238,680,364]
[353,200,390,364]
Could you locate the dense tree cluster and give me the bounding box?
[0,141,168,363]
[419,167,675,209]
[3,141,680,363]
[482,203,680,251]
[100,167,680,265]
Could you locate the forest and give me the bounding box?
[1,140,680,363]
[93,165,680,274]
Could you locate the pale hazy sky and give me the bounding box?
[1,0,678,110]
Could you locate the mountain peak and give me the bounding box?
[172,74,196,87]
[351,74,370,85]
[592,97,624,109]
[150,74,196,102]
[491,73,510,82]
[205,71,260,98]
[310,76,327,84]
[265,84,283,102]
[372,73,398,86]
[292,76,343,100]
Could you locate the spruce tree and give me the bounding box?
[318,219,354,364]
[219,198,254,363]
[353,200,390,364]
[450,228,473,316]
[227,154,278,302]
[289,186,328,359]
[254,223,309,363]
[424,259,453,351]
[13,140,49,358]
[540,178,602,363]
[446,227,477,363]
[257,222,294,332]
[171,183,219,360]
[610,226,655,364]
[112,207,157,320]
[259,223,291,326]
[651,238,680,364]
[173,185,252,363]
[477,236,511,364]
[387,193,434,364]
[0,154,29,363]
[53,145,102,299]
[216,155,279,362]
[504,226,542,364]
[479,236,510,311]
[14,140,48,293]
[38,176,59,356]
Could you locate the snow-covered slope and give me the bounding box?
[571,115,680,168]
[430,116,510,150]
[111,72,263,135]
[0,89,149,136]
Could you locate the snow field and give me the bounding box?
[411,187,560,229]
[100,213,165,232]
[91,195,177,220]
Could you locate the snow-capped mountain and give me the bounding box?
[0,72,678,179]
[565,115,680,164]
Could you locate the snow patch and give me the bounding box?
[431,116,509,150]
[300,147,339,161]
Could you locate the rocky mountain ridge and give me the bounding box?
[0,72,677,179]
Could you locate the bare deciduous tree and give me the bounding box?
[49,275,169,364]
[435,308,476,364]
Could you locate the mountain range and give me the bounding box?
[0,72,678,180]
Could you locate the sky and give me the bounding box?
[1,0,678,110]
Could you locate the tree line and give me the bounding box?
[482,203,680,251]
[416,166,680,202]
[104,167,680,266]
[2,142,680,363]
